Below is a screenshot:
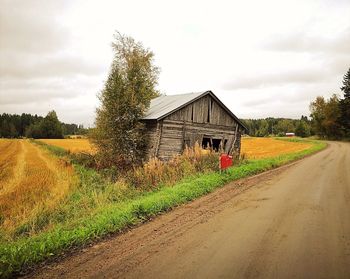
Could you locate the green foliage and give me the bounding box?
[0,112,86,139]
[0,139,326,278]
[26,111,64,139]
[340,67,350,98]
[310,95,343,139]
[242,117,312,137]
[256,119,269,137]
[0,113,41,138]
[339,68,350,137]
[295,120,310,138]
[92,32,160,169]
[32,140,68,157]
[61,123,89,136]
[309,67,350,139]
[275,119,295,135]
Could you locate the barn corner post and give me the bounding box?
[228,124,241,161]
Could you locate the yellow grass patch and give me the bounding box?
[241,137,312,159]
[0,139,22,192]
[0,140,77,233]
[39,138,96,154]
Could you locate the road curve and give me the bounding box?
[30,141,350,279]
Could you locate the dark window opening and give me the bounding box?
[202,137,211,149]
[212,138,222,151]
[191,106,194,121]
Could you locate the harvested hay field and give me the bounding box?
[0,139,77,234]
[241,137,312,159]
[0,139,22,192]
[39,138,95,154]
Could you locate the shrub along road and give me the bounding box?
[29,141,350,279]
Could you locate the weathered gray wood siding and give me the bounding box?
[148,95,243,161]
[166,95,235,126]
[144,120,160,159]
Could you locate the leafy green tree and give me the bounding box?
[93,32,160,169]
[40,111,63,138]
[275,119,295,136]
[241,118,312,137]
[295,120,310,137]
[310,96,327,137]
[339,68,350,137]
[324,94,342,138]
[256,119,269,137]
[0,112,83,138]
[310,95,342,139]
[26,111,63,139]
[341,68,350,97]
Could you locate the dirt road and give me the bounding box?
[30,142,350,279]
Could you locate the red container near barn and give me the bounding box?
[220,153,233,170]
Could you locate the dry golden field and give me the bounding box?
[0,139,21,192]
[0,139,77,233]
[0,137,309,234]
[39,138,96,154]
[37,137,311,159]
[241,137,312,159]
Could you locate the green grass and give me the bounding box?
[30,139,69,157]
[0,139,326,278]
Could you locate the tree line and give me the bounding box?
[309,68,350,139]
[0,110,88,138]
[242,117,312,137]
[243,68,350,139]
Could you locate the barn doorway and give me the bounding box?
[202,137,211,149]
[212,138,222,151]
[202,137,223,151]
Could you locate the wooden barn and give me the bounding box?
[142,90,247,161]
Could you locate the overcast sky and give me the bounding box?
[1,0,349,126]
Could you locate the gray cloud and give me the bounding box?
[0,88,78,105]
[0,76,102,105]
[0,0,104,79]
[0,0,70,54]
[0,53,104,78]
[263,27,350,54]
[0,0,105,123]
[223,26,350,91]
[223,69,331,90]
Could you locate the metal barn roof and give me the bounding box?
[142,90,247,130]
[142,91,205,120]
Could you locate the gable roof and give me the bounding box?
[142,90,247,130]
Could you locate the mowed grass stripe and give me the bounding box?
[0,140,22,192]
[38,139,96,154]
[0,140,77,234]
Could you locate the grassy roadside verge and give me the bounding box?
[0,139,326,278]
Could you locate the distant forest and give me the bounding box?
[244,68,350,139]
[0,111,88,138]
[241,117,312,137]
